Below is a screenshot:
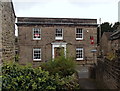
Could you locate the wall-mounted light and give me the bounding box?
[86,30,89,33]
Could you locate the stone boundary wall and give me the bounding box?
[0,1,2,64]
[96,58,120,89]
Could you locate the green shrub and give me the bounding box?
[41,51,76,77]
[2,62,79,90]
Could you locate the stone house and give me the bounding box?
[110,29,120,52]
[99,32,113,57]
[0,0,16,63]
[99,28,120,58]
[16,17,98,66]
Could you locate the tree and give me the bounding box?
[101,22,113,36]
[97,22,112,44]
[112,22,120,31]
[97,22,120,44]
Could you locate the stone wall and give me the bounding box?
[96,58,120,89]
[0,0,16,62]
[17,17,97,66]
[0,1,2,64]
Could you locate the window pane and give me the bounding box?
[33,48,41,60]
[76,34,79,38]
[55,28,63,40]
[56,29,62,33]
[76,28,83,39]
[58,34,62,37]
[76,48,83,60]
[33,28,41,39]
[77,29,80,33]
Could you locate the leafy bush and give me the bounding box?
[41,52,76,77]
[2,62,79,90]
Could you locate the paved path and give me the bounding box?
[76,65,97,89]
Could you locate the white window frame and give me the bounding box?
[33,28,41,40]
[76,48,84,60]
[76,28,83,40]
[33,48,41,61]
[55,28,63,40]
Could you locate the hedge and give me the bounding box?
[2,62,79,90]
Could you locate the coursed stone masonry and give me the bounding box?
[17,17,98,66]
[0,0,16,62]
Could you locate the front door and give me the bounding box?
[54,47,64,58]
[52,42,67,59]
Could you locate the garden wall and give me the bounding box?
[96,58,120,89]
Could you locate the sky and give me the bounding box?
[12,0,120,24]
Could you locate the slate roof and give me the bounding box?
[16,17,98,26]
[110,30,120,40]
